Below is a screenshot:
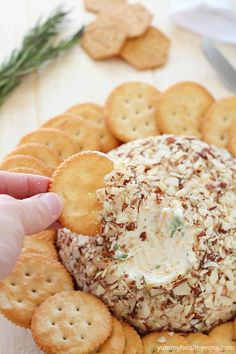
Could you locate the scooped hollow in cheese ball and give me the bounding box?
[58,135,236,334]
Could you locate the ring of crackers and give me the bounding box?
[50,151,114,236]
[157,81,214,138]
[66,102,120,152]
[0,155,51,176]
[201,97,236,148]
[105,81,161,142]
[51,115,101,152]
[18,128,76,160]
[121,27,170,70]
[7,143,61,171]
[0,254,73,328]
[123,322,143,354]
[31,290,112,354]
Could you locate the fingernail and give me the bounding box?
[39,193,63,217]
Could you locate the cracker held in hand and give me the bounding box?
[31,290,112,354]
[84,0,126,13]
[121,27,170,70]
[157,81,214,138]
[93,317,125,353]
[19,128,76,160]
[0,254,73,328]
[143,331,189,354]
[81,16,127,60]
[50,151,114,236]
[201,97,236,148]
[66,103,120,152]
[29,230,56,244]
[209,321,236,353]
[0,155,51,176]
[123,322,143,354]
[105,82,161,142]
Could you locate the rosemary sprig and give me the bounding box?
[0,8,84,106]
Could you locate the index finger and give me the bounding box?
[0,172,50,199]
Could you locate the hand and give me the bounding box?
[0,172,63,280]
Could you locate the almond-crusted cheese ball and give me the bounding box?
[57,135,236,334]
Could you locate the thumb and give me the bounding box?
[19,192,63,235]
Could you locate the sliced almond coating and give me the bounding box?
[31,290,112,354]
[0,254,73,328]
[0,155,51,176]
[50,151,114,236]
[66,102,120,152]
[18,128,76,161]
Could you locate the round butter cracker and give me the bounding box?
[8,167,45,176]
[121,27,170,70]
[31,290,112,354]
[93,317,125,354]
[0,155,51,176]
[54,115,101,152]
[209,322,236,354]
[105,81,161,142]
[19,128,76,161]
[7,143,60,171]
[66,102,120,152]
[81,16,127,60]
[50,151,114,236]
[123,322,143,354]
[157,81,214,138]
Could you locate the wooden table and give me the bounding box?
[0,0,235,353]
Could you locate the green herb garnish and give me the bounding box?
[169,215,183,238]
[0,8,84,106]
[116,252,128,260]
[155,265,161,269]
[113,242,120,251]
